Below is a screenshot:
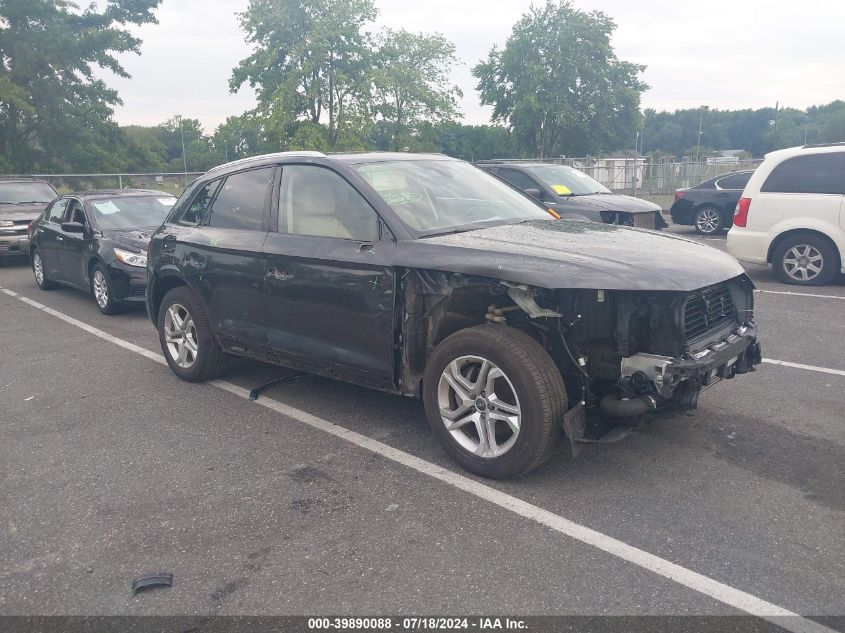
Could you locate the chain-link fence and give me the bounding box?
[1,172,204,195]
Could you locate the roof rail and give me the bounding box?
[801,142,845,149]
[207,151,327,174]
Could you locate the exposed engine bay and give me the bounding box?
[397,269,761,443]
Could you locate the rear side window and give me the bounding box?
[498,168,540,192]
[206,167,274,230]
[716,172,752,190]
[47,199,69,223]
[761,153,845,195]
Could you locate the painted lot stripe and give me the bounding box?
[0,287,837,633]
[755,289,845,300]
[763,358,845,377]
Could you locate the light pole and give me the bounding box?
[176,115,187,174]
[696,105,708,163]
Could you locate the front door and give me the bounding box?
[55,198,92,287]
[263,164,396,389]
[34,198,69,279]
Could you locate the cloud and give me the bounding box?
[108,0,845,130]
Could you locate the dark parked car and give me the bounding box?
[29,190,176,313]
[477,162,667,230]
[670,170,754,235]
[0,179,58,259]
[147,152,761,479]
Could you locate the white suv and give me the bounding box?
[727,143,845,285]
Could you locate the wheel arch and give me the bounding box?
[150,274,189,322]
[766,228,842,269]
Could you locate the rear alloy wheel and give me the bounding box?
[423,325,567,479]
[694,206,724,235]
[773,233,838,286]
[157,286,228,382]
[31,249,57,290]
[91,263,123,315]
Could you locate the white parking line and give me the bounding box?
[755,289,845,300]
[0,286,837,633]
[763,358,845,377]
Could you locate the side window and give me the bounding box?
[716,172,752,190]
[180,179,221,226]
[761,153,845,195]
[206,167,274,230]
[498,168,541,193]
[47,199,69,223]
[67,200,86,225]
[278,165,379,241]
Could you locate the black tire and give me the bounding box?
[157,286,228,382]
[31,248,57,290]
[772,232,839,286]
[422,325,567,479]
[91,263,123,315]
[694,206,724,235]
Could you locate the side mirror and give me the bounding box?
[61,222,85,234]
[524,188,543,200]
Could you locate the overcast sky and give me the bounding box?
[107,0,845,132]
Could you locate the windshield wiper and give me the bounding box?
[13,200,48,204]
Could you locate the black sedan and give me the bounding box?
[29,190,176,314]
[477,162,667,230]
[669,170,754,235]
[0,179,58,259]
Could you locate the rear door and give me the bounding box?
[35,198,69,279]
[262,163,396,388]
[179,166,275,360]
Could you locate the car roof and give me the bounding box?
[67,189,175,200]
[204,151,456,178]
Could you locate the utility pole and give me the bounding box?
[176,115,187,174]
[696,105,708,163]
[773,101,779,149]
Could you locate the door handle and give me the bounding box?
[56,235,64,241]
[357,242,374,254]
[267,268,293,281]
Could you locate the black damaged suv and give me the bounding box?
[147,152,761,478]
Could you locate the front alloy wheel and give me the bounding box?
[438,356,521,458]
[423,325,567,479]
[163,303,199,369]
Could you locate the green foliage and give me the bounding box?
[473,0,646,158]
[644,101,845,158]
[231,0,377,149]
[0,0,161,172]
[371,29,462,151]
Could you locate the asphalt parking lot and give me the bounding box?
[1,226,844,629]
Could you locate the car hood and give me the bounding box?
[103,227,156,251]
[395,219,746,291]
[0,202,48,221]
[554,194,662,213]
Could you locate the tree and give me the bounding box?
[473,0,646,158]
[371,29,462,151]
[231,0,376,149]
[0,0,161,172]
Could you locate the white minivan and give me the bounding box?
[727,143,845,285]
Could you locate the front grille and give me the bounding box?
[633,213,656,229]
[684,284,736,341]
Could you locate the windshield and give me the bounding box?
[89,195,176,229]
[524,164,611,195]
[0,182,57,204]
[353,160,551,234]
